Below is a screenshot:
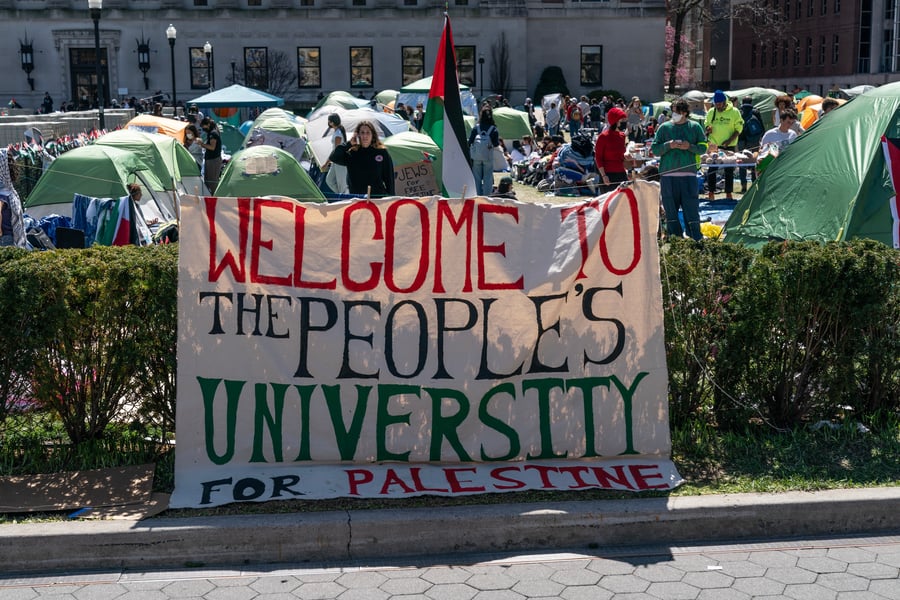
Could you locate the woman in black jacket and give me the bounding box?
[328,120,395,197]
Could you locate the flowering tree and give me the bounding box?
[664,22,694,93]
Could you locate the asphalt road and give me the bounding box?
[2,531,899,599]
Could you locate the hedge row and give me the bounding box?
[0,240,897,445]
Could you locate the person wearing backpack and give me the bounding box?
[468,105,500,196]
[737,96,764,192]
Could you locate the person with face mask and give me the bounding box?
[593,107,629,193]
[651,99,708,240]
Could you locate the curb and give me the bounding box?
[2,487,899,574]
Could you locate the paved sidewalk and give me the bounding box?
[2,533,900,599]
[2,487,899,575]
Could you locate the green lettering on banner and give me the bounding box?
[377,384,417,461]
[523,378,568,459]
[324,384,370,460]
[478,383,520,461]
[424,387,471,461]
[199,377,244,465]
[611,372,647,455]
[251,382,287,463]
[567,377,612,458]
[293,385,316,461]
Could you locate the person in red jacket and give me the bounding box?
[594,107,629,193]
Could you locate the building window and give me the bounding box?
[859,0,871,72]
[350,47,373,88]
[821,0,826,14]
[190,46,211,89]
[403,0,417,4]
[455,0,468,5]
[784,0,790,18]
[245,47,268,90]
[352,0,366,4]
[834,0,839,12]
[193,0,207,5]
[806,37,813,65]
[402,46,425,86]
[297,47,320,88]
[796,0,801,18]
[772,41,778,67]
[794,39,801,65]
[783,42,789,65]
[248,0,261,5]
[819,36,826,65]
[299,0,313,4]
[455,45,475,87]
[761,44,768,68]
[807,0,813,16]
[832,34,839,64]
[751,43,757,68]
[580,45,603,85]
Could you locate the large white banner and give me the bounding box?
[170,181,682,508]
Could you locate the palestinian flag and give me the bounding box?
[421,14,477,198]
[881,135,900,248]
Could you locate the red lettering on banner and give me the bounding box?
[599,188,642,276]
[523,464,559,488]
[409,467,450,493]
[346,469,374,495]
[590,465,633,489]
[434,200,475,293]
[342,202,384,292]
[206,196,250,283]
[444,467,485,493]
[384,200,429,293]
[251,199,293,285]
[294,205,336,289]
[556,465,594,489]
[628,464,668,490]
[490,466,527,490]
[380,468,416,494]
[560,200,601,280]
[477,204,524,290]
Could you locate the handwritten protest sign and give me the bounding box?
[394,160,439,197]
[170,181,682,508]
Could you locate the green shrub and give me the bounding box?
[533,66,570,103]
[22,246,177,444]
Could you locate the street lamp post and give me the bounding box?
[204,41,213,92]
[478,55,485,100]
[166,24,177,108]
[709,57,717,91]
[88,0,105,129]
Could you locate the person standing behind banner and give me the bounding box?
[320,113,349,194]
[199,117,223,194]
[594,107,629,193]
[183,124,204,168]
[652,98,708,241]
[467,105,500,196]
[328,120,395,197]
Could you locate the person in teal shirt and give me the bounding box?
[651,98,708,240]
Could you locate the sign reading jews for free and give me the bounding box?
[170,180,682,508]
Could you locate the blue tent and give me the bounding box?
[187,84,284,108]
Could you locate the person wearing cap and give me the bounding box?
[704,90,743,201]
[594,106,629,193]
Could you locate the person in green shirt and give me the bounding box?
[704,90,743,201]
[651,99,708,241]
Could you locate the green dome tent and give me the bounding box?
[24,145,167,220]
[94,129,201,189]
[724,82,898,248]
[215,145,326,203]
[242,107,309,162]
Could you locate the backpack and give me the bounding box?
[742,109,764,141]
[470,125,496,162]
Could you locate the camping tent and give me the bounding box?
[214,145,325,203]
[126,114,189,144]
[307,91,369,119]
[306,107,412,166]
[399,76,478,117]
[95,129,201,189]
[723,82,900,248]
[727,87,786,128]
[242,107,309,162]
[23,145,168,221]
[187,84,284,108]
[489,107,533,140]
